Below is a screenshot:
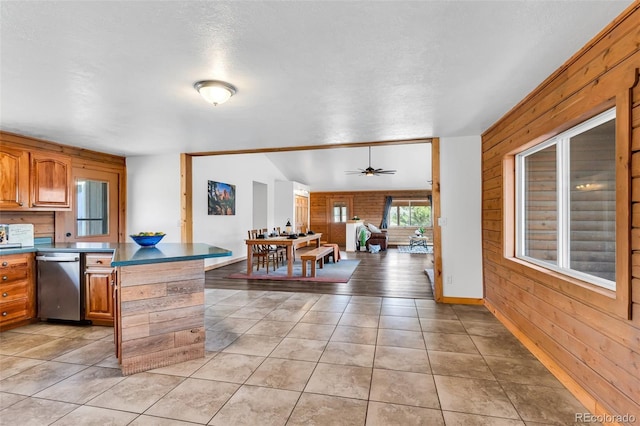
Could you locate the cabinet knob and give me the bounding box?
[96,260,102,264]
[1,262,7,267]
[18,202,23,206]
[65,232,71,237]
[2,312,7,317]
[2,292,7,297]
[1,276,7,281]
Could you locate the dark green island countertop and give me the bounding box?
[0,243,232,267]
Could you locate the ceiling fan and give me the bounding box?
[345,146,396,176]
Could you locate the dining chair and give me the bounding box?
[258,228,286,264]
[271,227,287,263]
[248,229,279,272]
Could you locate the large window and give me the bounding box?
[389,199,431,227]
[515,108,616,290]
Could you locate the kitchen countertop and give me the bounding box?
[0,243,232,266]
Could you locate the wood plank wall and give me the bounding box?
[481,4,639,420]
[310,190,431,245]
[0,212,55,240]
[631,51,640,325]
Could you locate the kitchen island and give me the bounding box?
[111,243,231,375]
[2,242,231,375]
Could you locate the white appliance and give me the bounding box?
[345,220,363,252]
[0,224,34,248]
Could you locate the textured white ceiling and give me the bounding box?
[0,1,631,190]
[265,143,432,191]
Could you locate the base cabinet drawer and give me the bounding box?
[1,280,29,303]
[0,253,35,330]
[85,254,113,268]
[0,298,29,324]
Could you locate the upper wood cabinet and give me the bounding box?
[0,147,72,211]
[30,152,71,209]
[1,131,126,242]
[0,146,29,209]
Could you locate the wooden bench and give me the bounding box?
[300,246,334,277]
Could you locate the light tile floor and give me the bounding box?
[0,289,596,425]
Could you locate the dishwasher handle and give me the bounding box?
[36,255,80,262]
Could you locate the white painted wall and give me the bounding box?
[192,153,289,267]
[274,181,310,233]
[274,181,294,232]
[439,136,484,298]
[126,153,182,242]
[252,181,268,230]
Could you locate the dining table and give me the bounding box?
[245,233,322,277]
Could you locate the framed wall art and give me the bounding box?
[208,180,236,215]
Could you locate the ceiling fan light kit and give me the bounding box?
[346,146,396,176]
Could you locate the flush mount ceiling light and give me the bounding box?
[194,80,237,106]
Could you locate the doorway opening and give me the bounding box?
[252,181,268,230]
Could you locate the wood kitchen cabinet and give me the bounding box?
[0,146,30,209]
[0,144,72,211]
[0,253,36,331]
[30,152,72,209]
[84,253,115,326]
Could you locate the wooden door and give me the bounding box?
[295,195,309,233]
[30,152,72,209]
[0,146,29,209]
[57,168,120,243]
[326,196,353,246]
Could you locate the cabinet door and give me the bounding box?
[84,268,115,324]
[30,152,72,209]
[0,146,29,209]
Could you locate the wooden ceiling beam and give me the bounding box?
[187,137,433,157]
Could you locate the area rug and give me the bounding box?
[227,259,360,283]
[424,268,434,284]
[397,245,434,254]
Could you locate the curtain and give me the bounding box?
[380,196,393,229]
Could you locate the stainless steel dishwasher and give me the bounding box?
[36,252,82,321]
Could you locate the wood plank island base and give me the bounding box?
[111,243,232,375]
[118,260,205,375]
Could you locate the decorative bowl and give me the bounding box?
[130,233,165,247]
